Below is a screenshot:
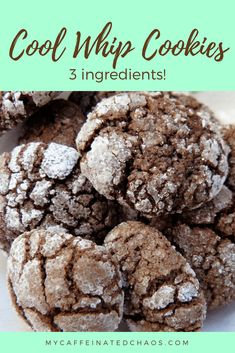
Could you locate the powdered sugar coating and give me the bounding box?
[0,142,118,252]
[7,229,124,331]
[82,132,132,197]
[105,221,206,331]
[143,285,175,310]
[0,91,60,136]
[40,143,78,180]
[76,92,229,216]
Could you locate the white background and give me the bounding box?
[0,91,235,331]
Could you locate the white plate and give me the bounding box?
[0,91,235,332]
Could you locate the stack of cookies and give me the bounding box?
[0,91,234,332]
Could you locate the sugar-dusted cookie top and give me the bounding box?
[0,142,118,252]
[76,92,229,217]
[105,221,206,331]
[7,229,124,331]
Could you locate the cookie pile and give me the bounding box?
[0,91,234,332]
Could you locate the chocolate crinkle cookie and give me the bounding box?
[0,91,60,136]
[212,125,235,241]
[170,223,235,309]
[76,92,229,217]
[0,142,118,253]
[69,91,117,115]
[19,99,85,148]
[222,125,235,190]
[7,229,124,331]
[105,221,206,332]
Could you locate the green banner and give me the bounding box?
[0,0,234,90]
[0,332,234,353]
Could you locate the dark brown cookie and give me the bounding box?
[0,142,118,253]
[170,223,235,309]
[223,125,235,191]
[76,92,229,217]
[19,99,85,148]
[105,221,206,332]
[0,91,60,136]
[7,229,124,331]
[210,125,235,242]
[216,208,235,242]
